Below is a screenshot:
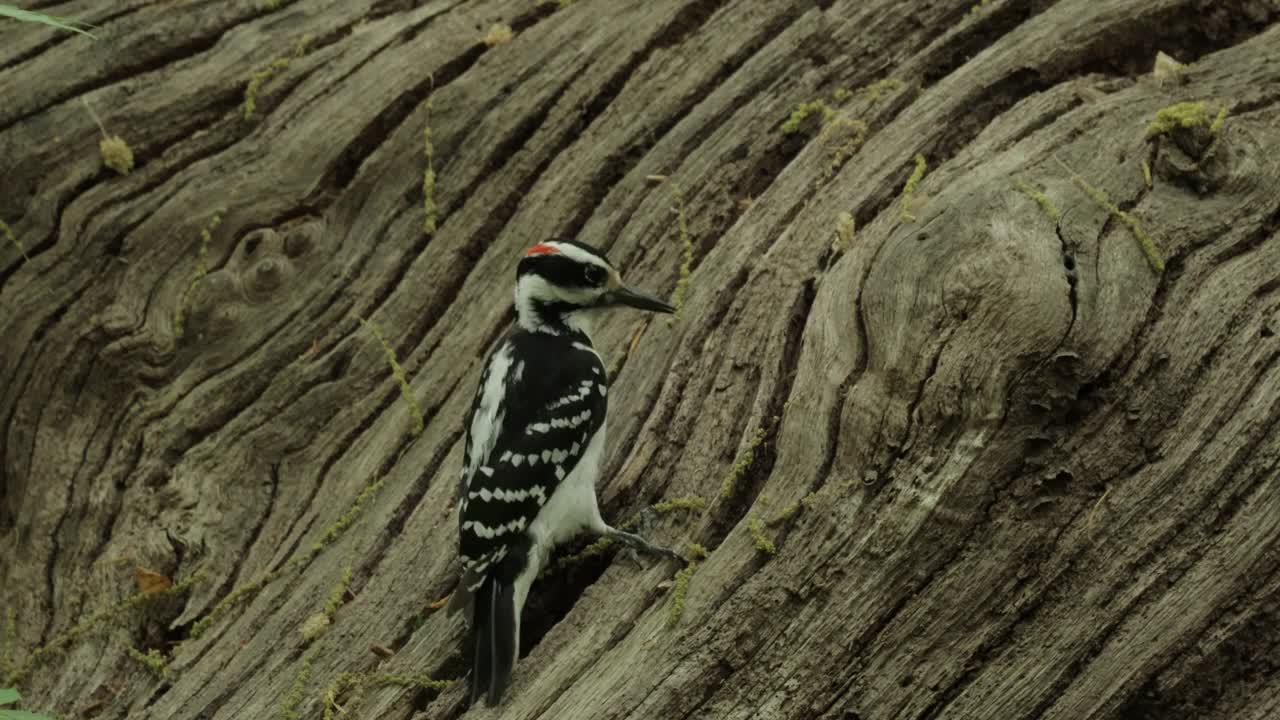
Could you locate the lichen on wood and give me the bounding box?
[666,543,709,627]
[243,35,314,120]
[1057,158,1164,273]
[8,571,202,685]
[1014,180,1061,222]
[900,153,928,221]
[357,316,425,436]
[0,219,27,261]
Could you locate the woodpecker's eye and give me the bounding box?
[584,266,608,286]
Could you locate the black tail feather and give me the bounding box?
[468,575,518,707]
[469,578,494,706]
[488,578,516,705]
[464,537,531,706]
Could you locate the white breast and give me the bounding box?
[527,420,607,552]
[512,420,608,626]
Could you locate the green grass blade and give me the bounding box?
[0,689,19,705]
[0,709,55,720]
[0,5,97,38]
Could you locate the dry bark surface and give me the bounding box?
[2,0,1280,718]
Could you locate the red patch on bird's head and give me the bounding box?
[525,243,560,257]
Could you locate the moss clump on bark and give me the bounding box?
[746,516,776,556]
[856,77,905,103]
[767,499,802,526]
[900,154,928,222]
[125,646,168,679]
[780,100,836,135]
[99,135,134,175]
[1209,104,1229,133]
[483,23,514,46]
[720,424,771,500]
[666,543,709,627]
[1144,100,1228,138]
[653,495,706,514]
[833,211,855,252]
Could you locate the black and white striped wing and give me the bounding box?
[456,332,606,590]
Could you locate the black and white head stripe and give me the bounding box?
[517,239,613,287]
[514,240,616,332]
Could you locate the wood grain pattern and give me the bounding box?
[2,0,1278,718]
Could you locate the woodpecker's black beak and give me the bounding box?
[602,286,675,313]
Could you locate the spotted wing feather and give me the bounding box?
[453,331,606,599]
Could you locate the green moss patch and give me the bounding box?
[280,652,313,720]
[968,0,993,16]
[719,426,769,499]
[781,100,836,135]
[99,135,134,175]
[833,211,855,253]
[125,646,168,679]
[767,499,802,526]
[746,516,776,556]
[1145,100,1229,138]
[652,494,706,514]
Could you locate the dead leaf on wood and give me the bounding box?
[135,567,172,594]
[627,318,650,357]
[302,337,320,359]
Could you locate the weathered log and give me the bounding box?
[1,1,1278,718]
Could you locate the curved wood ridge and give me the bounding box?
[1,0,1278,718]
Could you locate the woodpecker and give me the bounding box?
[447,239,682,706]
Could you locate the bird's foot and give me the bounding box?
[604,526,684,565]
